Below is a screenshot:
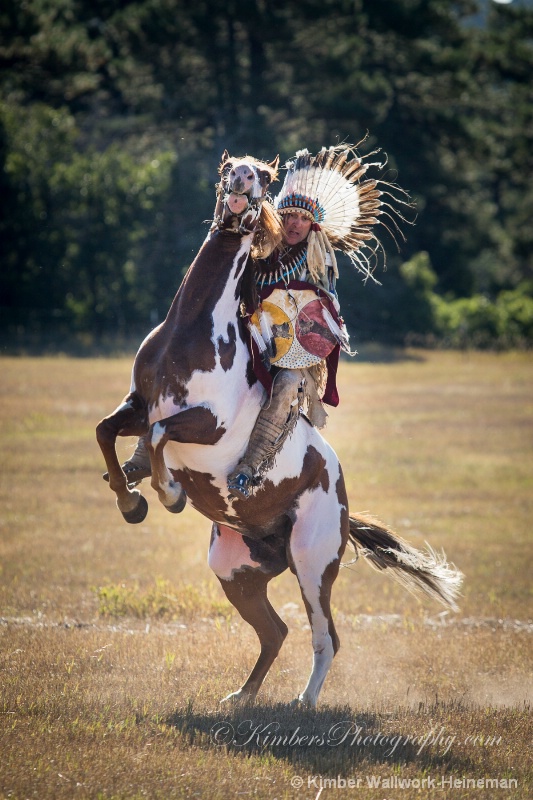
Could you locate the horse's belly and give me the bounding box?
[164,437,242,478]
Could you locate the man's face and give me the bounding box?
[283,212,313,246]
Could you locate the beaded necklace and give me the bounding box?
[256,246,308,288]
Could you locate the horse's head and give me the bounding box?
[212,153,282,249]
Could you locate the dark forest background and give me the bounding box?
[1,0,532,351]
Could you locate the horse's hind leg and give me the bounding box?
[208,524,288,703]
[289,490,349,708]
[218,570,288,703]
[96,393,149,523]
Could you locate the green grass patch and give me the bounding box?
[95,578,233,621]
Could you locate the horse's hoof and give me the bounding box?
[291,695,316,709]
[164,490,187,514]
[220,690,255,706]
[121,494,149,524]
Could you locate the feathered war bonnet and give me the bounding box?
[274,143,408,283]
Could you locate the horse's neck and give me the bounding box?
[135,229,256,414]
[169,230,259,419]
[169,231,250,336]
[152,230,254,401]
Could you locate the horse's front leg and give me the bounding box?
[148,405,226,512]
[96,393,149,523]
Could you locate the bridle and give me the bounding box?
[211,162,270,236]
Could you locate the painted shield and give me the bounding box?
[251,288,339,369]
[250,300,294,362]
[295,298,338,358]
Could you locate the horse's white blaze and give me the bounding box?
[208,524,262,580]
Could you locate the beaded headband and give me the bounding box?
[277,192,325,224]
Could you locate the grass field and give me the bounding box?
[1,349,532,799]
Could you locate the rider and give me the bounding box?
[226,220,344,498]
[226,144,382,499]
[112,144,388,497]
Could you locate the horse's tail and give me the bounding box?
[348,514,463,611]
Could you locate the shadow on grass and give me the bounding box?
[163,701,473,775]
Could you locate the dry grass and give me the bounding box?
[0,349,532,798]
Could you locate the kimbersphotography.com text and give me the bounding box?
[210,719,503,759]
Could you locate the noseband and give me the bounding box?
[211,177,267,236]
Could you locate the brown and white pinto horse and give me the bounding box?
[97,152,462,708]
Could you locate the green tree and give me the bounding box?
[0,100,175,336]
[1,0,532,345]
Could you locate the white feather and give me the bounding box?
[248,321,267,353]
[322,306,355,354]
[258,309,273,344]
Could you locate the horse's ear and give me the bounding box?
[219,149,231,175]
[269,155,280,173]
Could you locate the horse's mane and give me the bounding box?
[251,200,284,259]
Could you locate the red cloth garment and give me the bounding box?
[244,280,341,407]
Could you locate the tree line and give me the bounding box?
[1,0,532,350]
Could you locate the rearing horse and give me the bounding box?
[97,152,462,707]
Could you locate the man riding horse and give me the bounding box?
[112,145,394,500]
[98,145,461,708]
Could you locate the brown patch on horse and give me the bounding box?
[158,406,226,445]
[172,467,229,522]
[238,532,289,577]
[230,444,330,539]
[218,322,237,372]
[233,251,249,285]
[135,341,190,408]
[334,468,351,563]
[319,561,342,654]
[245,358,259,388]
[216,559,288,700]
[310,468,351,654]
